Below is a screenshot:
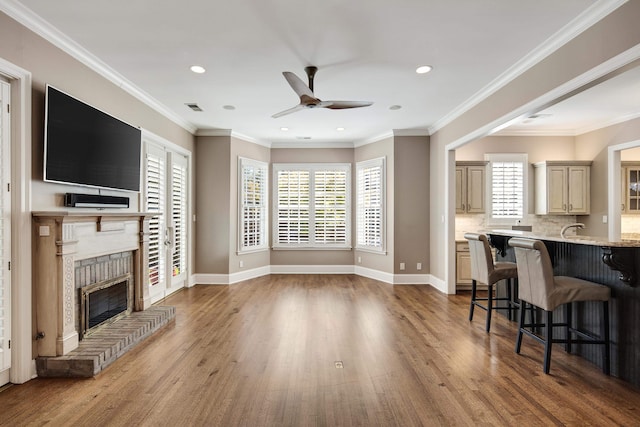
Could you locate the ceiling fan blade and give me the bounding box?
[283,71,315,98]
[271,104,305,118]
[323,101,373,110]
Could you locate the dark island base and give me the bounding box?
[488,233,640,386]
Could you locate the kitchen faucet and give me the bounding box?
[560,222,585,238]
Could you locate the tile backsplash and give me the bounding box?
[456,214,581,236]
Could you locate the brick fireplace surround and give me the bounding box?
[32,212,175,377]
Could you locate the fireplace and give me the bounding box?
[32,212,155,356]
[80,274,133,337]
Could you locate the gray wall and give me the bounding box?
[393,136,430,274]
[195,136,230,274]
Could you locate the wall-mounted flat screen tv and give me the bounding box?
[44,85,142,192]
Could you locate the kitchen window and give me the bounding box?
[486,153,528,224]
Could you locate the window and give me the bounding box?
[356,157,385,253]
[486,153,527,223]
[239,157,268,253]
[273,163,351,249]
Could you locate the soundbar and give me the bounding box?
[64,193,130,208]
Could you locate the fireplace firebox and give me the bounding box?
[80,274,133,337]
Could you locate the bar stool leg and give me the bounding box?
[565,302,573,354]
[485,283,493,333]
[469,279,477,321]
[603,300,610,375]
[506,278,513,321]
[515,301,526,354]
[543,310,553,374]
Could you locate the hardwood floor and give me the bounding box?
[1,274,639,426]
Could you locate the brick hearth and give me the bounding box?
[35,306,175,377]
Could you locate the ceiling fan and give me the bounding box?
[272,66,373,118]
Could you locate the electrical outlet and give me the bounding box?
[400,262,405,271]
[417,262,422,270]
[239,260,244,268]
[357,256,362,264]
[603,215,608,224]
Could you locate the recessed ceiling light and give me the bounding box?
[280,127,289,131]
[190,65,206,74]
[416,65,433,74]
[389,105,402,110]
[336,127,345,131]
[222,105,236,110]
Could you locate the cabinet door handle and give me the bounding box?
[569,204,573,212]
[563,204,567,211]
[622,203,625,211]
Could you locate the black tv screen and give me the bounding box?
[44,85,142,192]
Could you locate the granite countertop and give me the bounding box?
[483,229,640,248]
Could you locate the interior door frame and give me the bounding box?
[0,57,32,384]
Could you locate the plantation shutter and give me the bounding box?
[239,158,268,252]
[314,170,348,244]
[171,158,187,277]
[491,161,524,219]
[274,164,351,248]
[145,146,165,287]
[276,170,310,245]
[356,158,384,251]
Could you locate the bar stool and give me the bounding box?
[464,232,519,333]
[508,237,611,375]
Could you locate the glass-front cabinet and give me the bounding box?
[622,162,640,214]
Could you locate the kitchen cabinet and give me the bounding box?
[456,241,472,289]
[621,162,640,214]
[456,240,492,291]
[534,161,591,215]
[456,161,487,214]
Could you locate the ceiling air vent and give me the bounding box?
[185,103,203,112]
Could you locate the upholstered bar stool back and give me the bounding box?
[464,232,519,332]
[509,237,611,375]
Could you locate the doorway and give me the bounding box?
[0,79,11,386]
[144,137,190,303]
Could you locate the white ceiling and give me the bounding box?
[5,0,633,145]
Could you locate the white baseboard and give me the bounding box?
[229,266,271,284]
[427,274,447,293]
[392,274,431,285]
[354,266,394,284]
[192,267,449,294]
[270,265,355,274]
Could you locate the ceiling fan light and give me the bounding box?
[416,65,433,74]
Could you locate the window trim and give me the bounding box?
[238,157,269,254]
[485,153,528,226]
[356,157,386,254]
[272,163,351,250]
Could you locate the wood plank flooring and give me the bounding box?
[1,274,639,426]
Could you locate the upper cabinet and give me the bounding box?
[456,161,487,214]
[534,161,591,215]
[621,162,640,214]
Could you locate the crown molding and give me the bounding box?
[195,129,232,137]
[0,0,197,135]
[392,129,430,137]
[428,0,627,135]
[353,131,394,148]
[271,140,355,149]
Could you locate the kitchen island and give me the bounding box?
[485,229,640,386]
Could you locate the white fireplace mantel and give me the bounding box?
[32,211,156,356]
